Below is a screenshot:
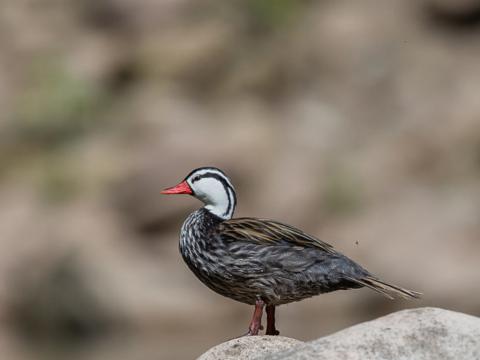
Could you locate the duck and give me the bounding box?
[161,167,420,336]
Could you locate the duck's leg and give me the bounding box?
[266,305,280,335]
[246,299,265,335]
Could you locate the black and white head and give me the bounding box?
[161,167,237,220]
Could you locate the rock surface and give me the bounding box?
[264,307,480,360]
[197,336,303,360]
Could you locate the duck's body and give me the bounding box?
[180,208,369,306]
[162,167,420,336]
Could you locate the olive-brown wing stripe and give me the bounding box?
[219,218,336,253]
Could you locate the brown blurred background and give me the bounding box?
[1,0,480,359]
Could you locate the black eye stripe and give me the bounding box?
[191,172,229,185]
[184,167,228,181]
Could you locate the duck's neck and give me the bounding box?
[180,208,222,251]
[202,187,236,220]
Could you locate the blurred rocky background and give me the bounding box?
[0,0,479,359]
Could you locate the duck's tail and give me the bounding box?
[347,275,422,300]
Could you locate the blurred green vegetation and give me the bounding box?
[36,154,83,204]
[0,57,120,206]
[322,168,364,217]
[243,0,307,33]
[11,58,109,151]
[0,57,114,189]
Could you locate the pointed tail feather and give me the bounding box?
[347,275,422,300]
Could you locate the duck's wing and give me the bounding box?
[218,218,421,299]
[217,217,336,254]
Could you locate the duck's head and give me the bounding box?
[161,167,236,220]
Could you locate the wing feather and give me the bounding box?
[218,217,336,253]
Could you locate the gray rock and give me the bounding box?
[264,307,480,360]
[197,336,303,360]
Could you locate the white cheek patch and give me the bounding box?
[194,177,233,219]
[197,178,228,205]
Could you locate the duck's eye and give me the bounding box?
[192,176,201,182]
